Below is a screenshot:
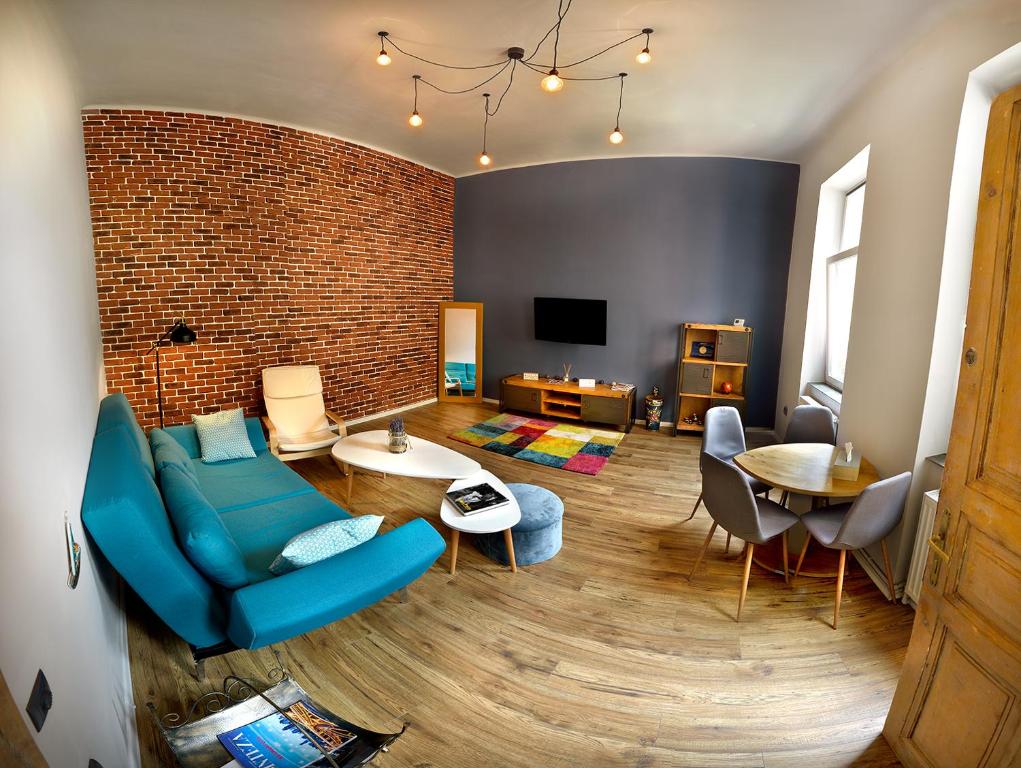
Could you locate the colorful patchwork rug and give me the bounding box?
[450,414,625,475]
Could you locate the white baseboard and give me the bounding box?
[854,548,900,601]
[482,397,500,405]
[346,397,438,426]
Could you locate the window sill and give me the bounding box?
[805,382,842,416]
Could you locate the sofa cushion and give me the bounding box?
[96,392,155,480]
[81,423,228,649]
[192,408,257,463]
[161,464,249,589]
[149,428,197,482]
[165,418,268,459]
[269,516,384,575]
[189,451,316,513]
[220,492,352,583]
[227,518,446,649]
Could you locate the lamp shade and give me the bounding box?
[169,321,196,344]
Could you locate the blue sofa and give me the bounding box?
[82,394,445,660]
[444,362,476,394]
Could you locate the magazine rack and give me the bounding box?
[148,669,405,767]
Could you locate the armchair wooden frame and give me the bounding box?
[262,408,348,463]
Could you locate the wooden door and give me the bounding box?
[883,84,1021,766]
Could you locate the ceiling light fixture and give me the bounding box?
[408,74,423,126]
[609,73,626,144]
[373,3,655,166]
[376,31,392,66]
[478,93,493,167]
[636,28,653,64]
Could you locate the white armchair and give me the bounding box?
[262,365,346,462]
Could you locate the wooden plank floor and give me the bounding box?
[129,402,912,767]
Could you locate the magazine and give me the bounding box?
[445,482,510,515]
[218,699,357,768]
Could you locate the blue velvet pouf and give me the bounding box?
[476,483,564,567]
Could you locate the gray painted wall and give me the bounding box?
[454,157,799,427]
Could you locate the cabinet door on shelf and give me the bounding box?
[681,362,713,395]
[502,384,541,413]
[581,395,626,425]
[716,330,750,364]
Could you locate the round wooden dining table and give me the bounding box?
[733,443,880,577]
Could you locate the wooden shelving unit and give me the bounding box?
[500,375,635,432]
[673,323,753,434]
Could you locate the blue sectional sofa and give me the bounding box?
[444,361,476,394]
[82,394,445,665]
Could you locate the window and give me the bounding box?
[825,182,864,390]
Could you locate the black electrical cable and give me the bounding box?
[481,94,491,155]
[486,59,517,117]
[529,31,645,70]
[520,59,620,82]
[383,34,506,70]
[417,59,512,95]
[615,73,626,129]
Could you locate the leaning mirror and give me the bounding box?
[438,301,483,403]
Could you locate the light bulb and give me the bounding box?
[376,50,392,66]
[478,152,492,167]
[636,47,651,65]
[408,111,423,127]
[541,70,564,93]
[609,128,624,145]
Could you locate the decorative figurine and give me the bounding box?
[644,386,664,431]
[720,381,733,395]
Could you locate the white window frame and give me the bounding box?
[824,247,858,390]
[824,180,865,391]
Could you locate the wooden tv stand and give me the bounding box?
[499,375,635,433]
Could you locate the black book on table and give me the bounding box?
[445,483,510,515]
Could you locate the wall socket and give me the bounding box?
[26,669,52,732]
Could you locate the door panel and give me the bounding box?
[884,84,1021,767]
[908,632,1014,768]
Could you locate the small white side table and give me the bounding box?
[440,470,521,575]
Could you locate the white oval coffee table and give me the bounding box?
[331,430,481,504]
[440,470,521,575]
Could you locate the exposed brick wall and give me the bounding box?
[82,109,453,430]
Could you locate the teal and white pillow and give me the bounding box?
[269,516,384,575]
[192,408,256,464]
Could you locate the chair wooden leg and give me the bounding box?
[737,544,755,621]
[881,539,896,601]
[683,493,703,523]
[725,531,732,554]
[779,490,789,508]
[781,530,789,585]
[833,549,847,629]
[688,522,717,580]
[793,534,811,583]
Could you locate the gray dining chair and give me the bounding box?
[793,471,911,629]
[784,404,837,444]
[686,407,771,554]
[689,453,800,621]
[777,404,838,506]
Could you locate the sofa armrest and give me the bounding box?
[226,518,445,649]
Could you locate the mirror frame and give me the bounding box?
[438,301,484,404]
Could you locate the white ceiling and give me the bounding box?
[55,0,965,177]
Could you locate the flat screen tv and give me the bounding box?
[534,297,607,346]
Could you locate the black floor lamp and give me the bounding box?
[147,319,197,428]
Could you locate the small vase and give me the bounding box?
[388,431,408,454]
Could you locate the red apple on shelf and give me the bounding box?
[720,381,733,395]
